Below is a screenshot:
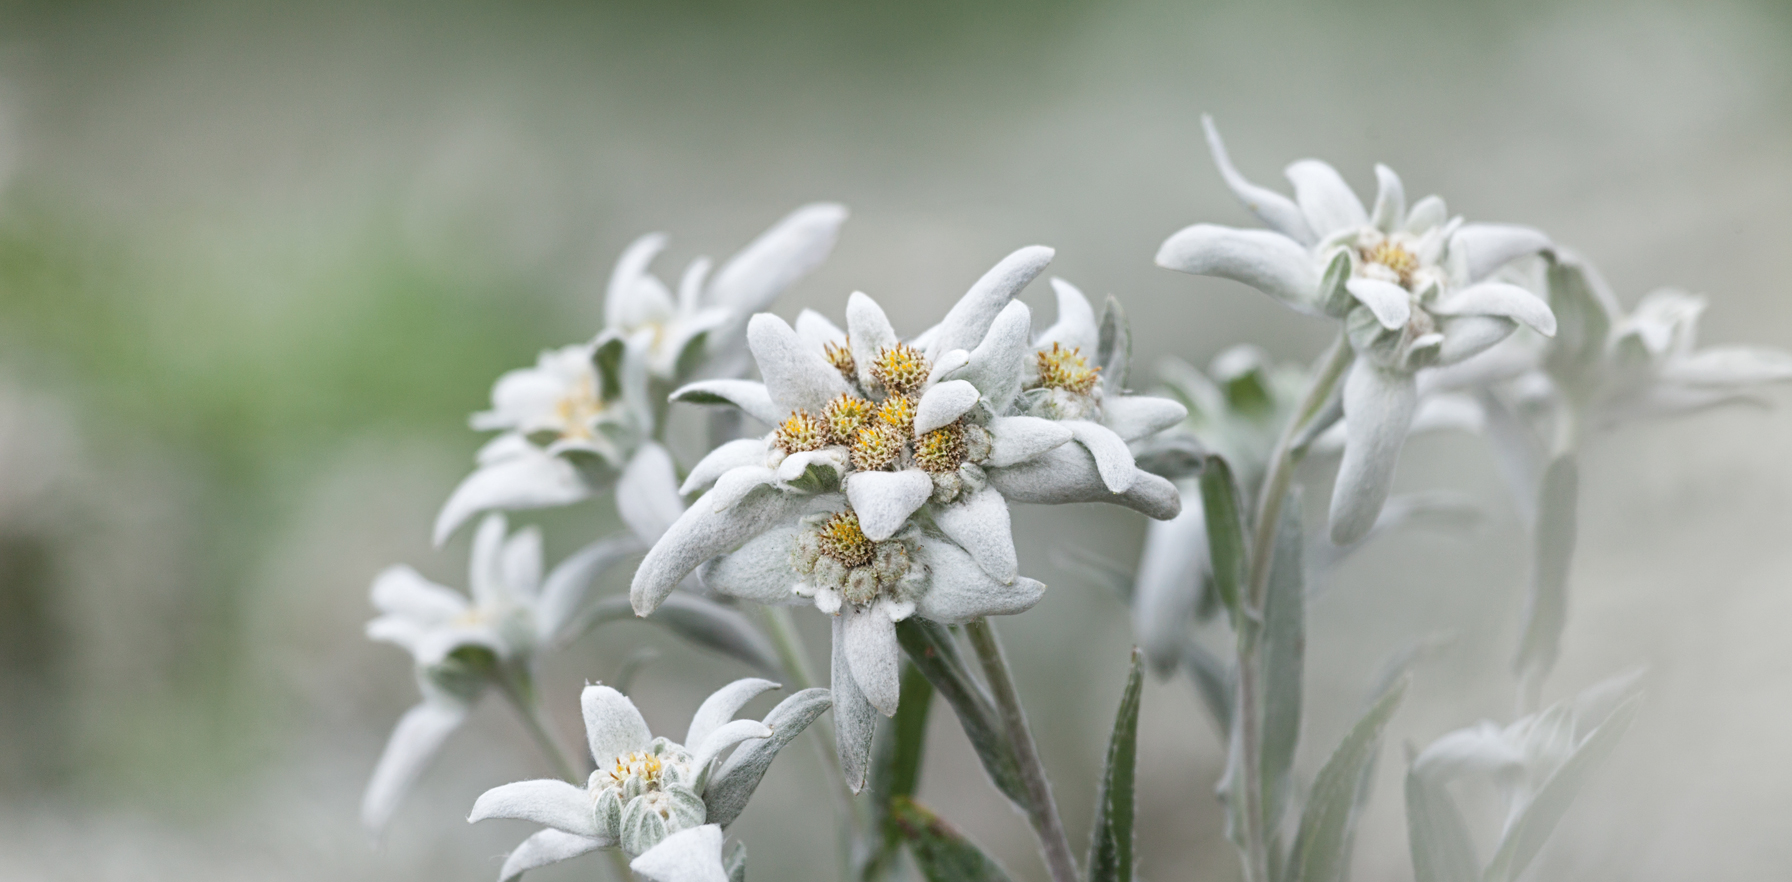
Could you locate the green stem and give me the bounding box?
[757,606,871,835]
[494,667,582,785]
[1234,333,1353,882]
[964,618,1079,882]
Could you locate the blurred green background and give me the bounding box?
[2,1,1791,879]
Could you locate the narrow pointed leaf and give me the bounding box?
[1405,770,1479,882]
[890,796,1015,882]
[1261,491,1305,836]
[895,618,1026,806]
[1284,676,1410,882]
[1097,294,1133,393]
[1481,695,1641,882]
[862,664,936,881]
[1087,648,1145,882]
[1199,455,1248,626]
[1514,455,1576,684]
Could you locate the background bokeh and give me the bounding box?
[2,1,1790,879]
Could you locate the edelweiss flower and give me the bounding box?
[596,202,848,381]
[632,247,1183,785]
[468,680,828,880]
[361,513,640,834]
[1156,117,1556,543]
[432,204,846,545]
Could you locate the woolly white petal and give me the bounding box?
[1285,158,1367,239]
[1452,223,1551,283]
[706,203,848,314]
[680,438,770,496]
[925,246,1054,360]
[710,467,779,512]
[1369,164,1406,233]
[630,824,728,882]
[468,514,510,608]
[361,699,470,834]
[499,829,611,881]
[1155,225,1320,314]
[687,678,782,751]
[914,380,982,436]
[618,443,686,546]
[985,443,1181,519]
[434,449,594,546]
[692,718,775,774]
[500,525,544,603]
[469,780,601,838]
[1662,346,1792,386]
[794,308,846,350]
[831,616,877,791]
[1133,497,1207,675]
[1101,395,1188,442]
[1411,722,1526,782]
[930,486,1017,584]
[698,523,811,605]
[985,416,1074,467]
[927,349,971,386]
[537,533,646,642]
[1202,116,1315,245]
[1038,278,1100,353]
[950,299,1032,412]
[631,485,810,615]
[606,233,669,330]
[843,604,902,716]
[1064,420,1137,493]
[747,314,853,417]
[582,684,653,766]
[914,540,1046,624]
[846,292,900,390]
[1431,282,1557,336]
[845,469,933,540]
[774,448,846,484]
[669,380,784,426]
[370,565,467,622]
[1329,362,1418,544]
[1345,277,1413,330]
[1435,315,1520,366]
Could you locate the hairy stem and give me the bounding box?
[1235,333,1353,882]
[965,618,1079,882]
[495,668,582,784]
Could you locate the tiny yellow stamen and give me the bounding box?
[815,512,877,568]
[822,394,873,446]
[876,395,917,437]
[608,750,663,784]
[1034,343,1101,395]
[824,338,856,380]
[914,423,967,474]
[850,422,904,471]
[775,410,830,454]
[871,343,930,395]
[1363,240,1420,287]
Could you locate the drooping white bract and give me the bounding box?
[433,204,847,545]
[1155,117,1557,544]
[361,512,640,835]
[468,680,829,881]
[631,247,1183,788]
[597,203,848,381]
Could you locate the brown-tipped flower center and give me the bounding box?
[1363,240,1420,288]
[775,410,830,454]
[875,395,916,438]
[815,512,877,568]
[1034,343,1101,395]
[607,751,664,787]
[822,393,873,445]
[914,423,967,474]
[823,338,856,381]
[850,423,904,471]
[871,343,930,395]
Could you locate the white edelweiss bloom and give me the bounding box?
[362,513,642,835]
[1155,116,1557,543]
[469,680,829,880]
[637,247,1181,784]
[596,203,848,382]
[435,337,656,545]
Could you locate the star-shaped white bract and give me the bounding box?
[597,202,848,382]
[1155,117,1556,543]
[468,680,829,880]
[631,247,1183,787]
[361,513,639,834]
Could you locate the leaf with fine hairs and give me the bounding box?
[889,797,1015,882]
[894,619,1027,806]
[1284,676,1410,882]
[1199,454,1249,627]
[1514,455,1577,685]
[1405,768,1479,882]
[1260,490,1305,840]
[1097,294,1133,393]
[861,664,935,882]
[1087,648,1145,882]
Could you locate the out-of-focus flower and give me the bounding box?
[361,513,639,834]
[469,680,828,879]
[633,247,1183,786]
[1156,117,1555,543]
[433,205,847,544]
